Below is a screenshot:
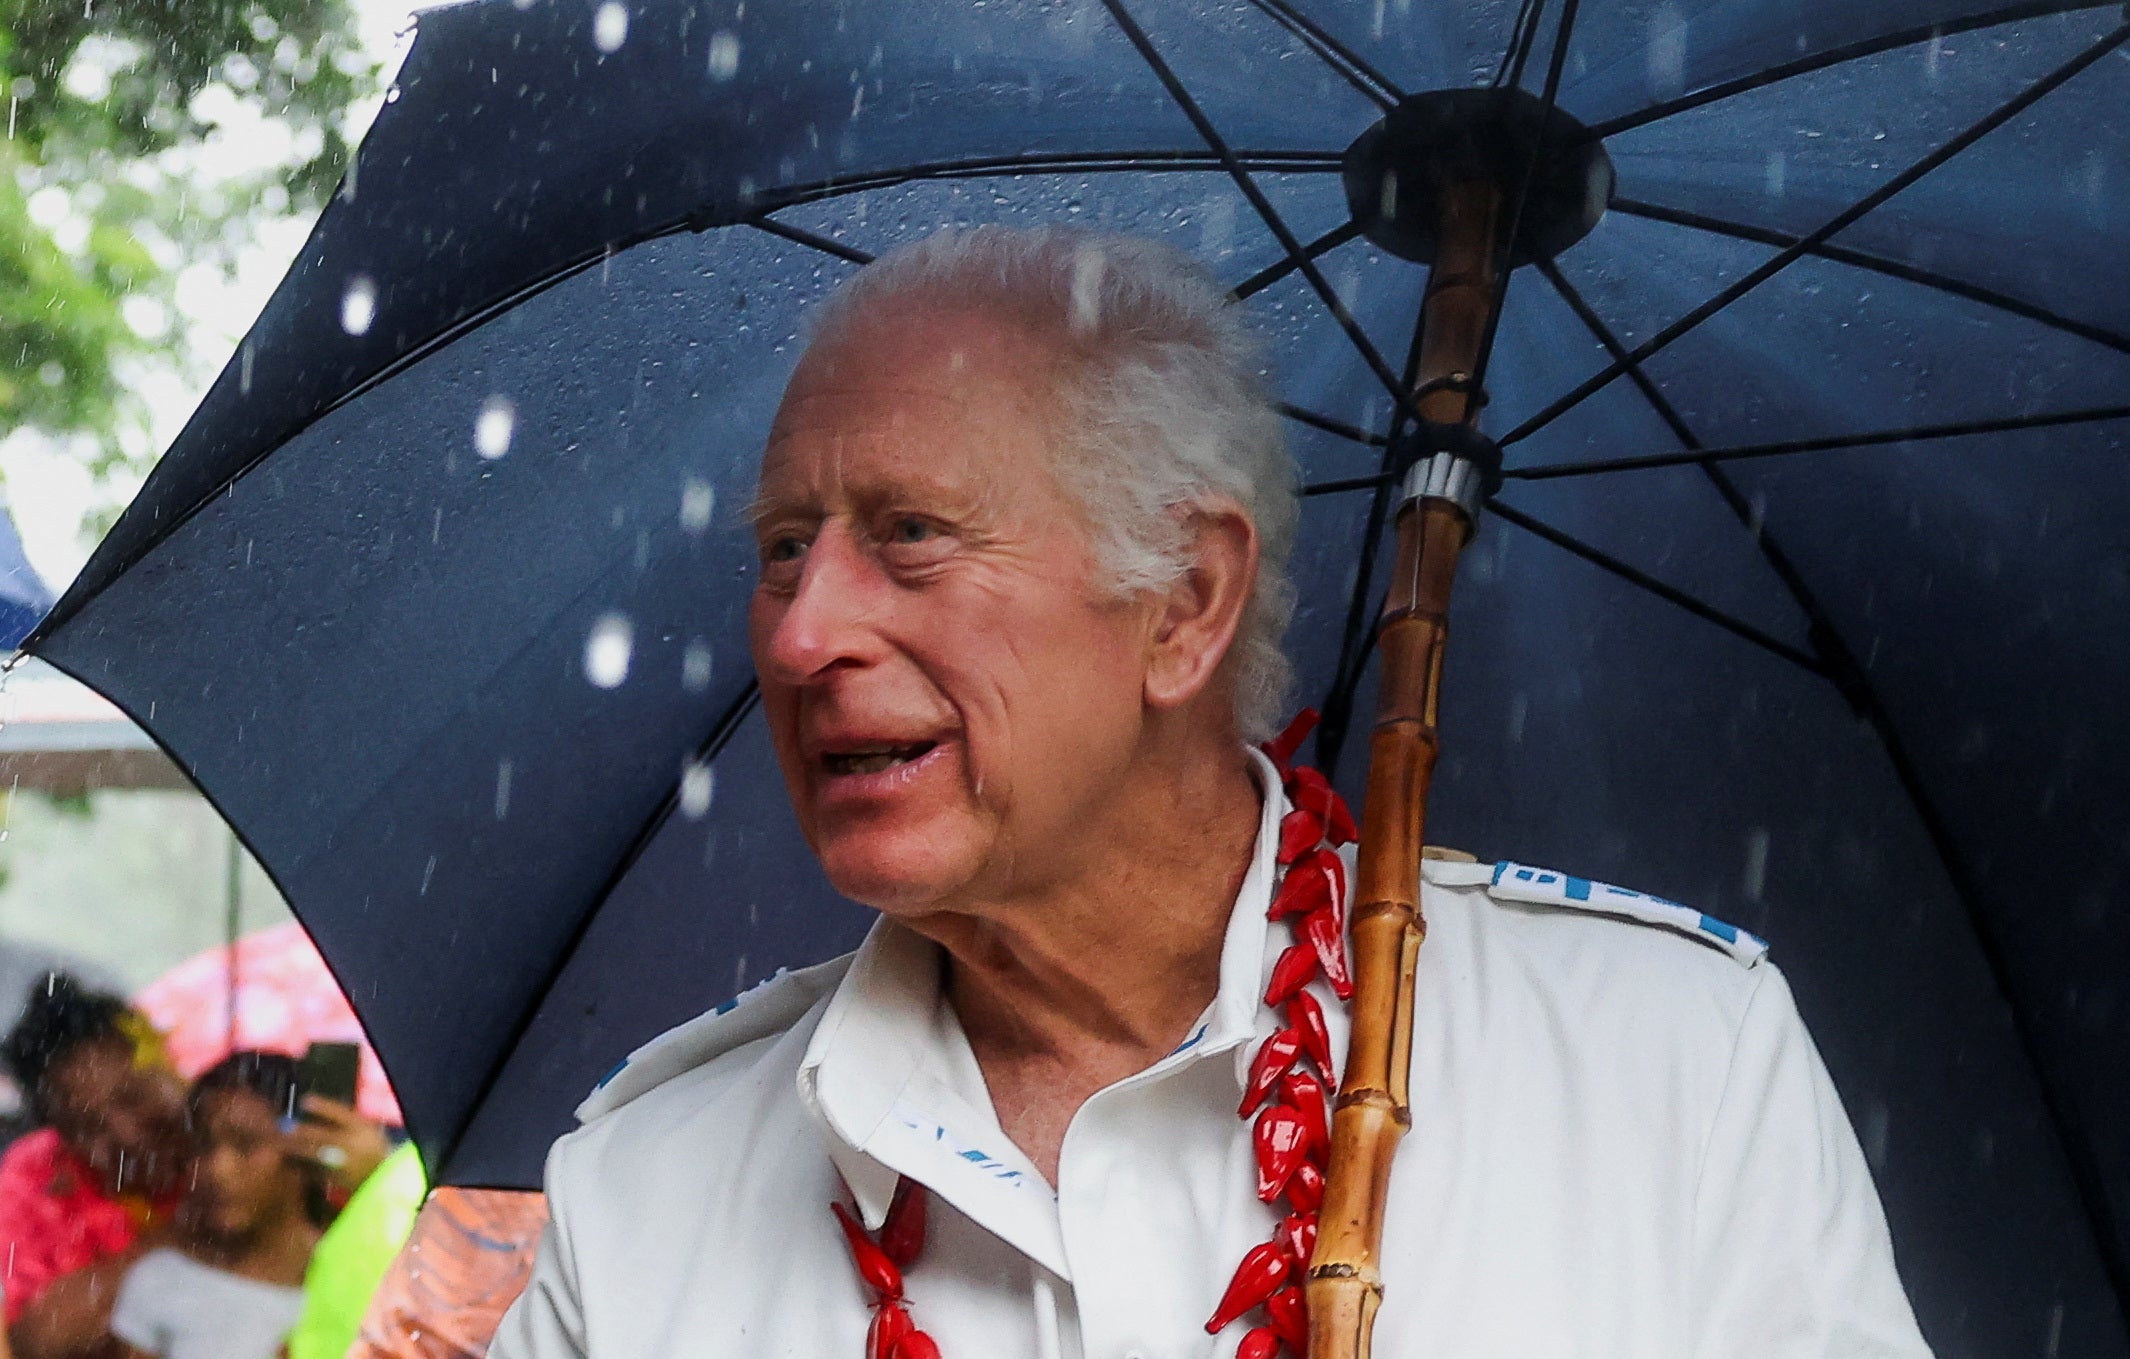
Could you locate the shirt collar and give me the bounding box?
[796,748,1291,1273]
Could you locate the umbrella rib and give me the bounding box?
[1095,0,1426,430]
[1232,221,1365,301]
[1238,0,1403,108]
[431,681,765,1179]
[756,149,1348,213]
[1588,0,2123,139]
[1302,472,1398,496]
[1497,23,2130,451]
[1609,197,2130,360]
[750,217,875,266]
[1280,402,1391,447]
[1540,261,2130,1326]
[1465,0,1583,416]
[1494,0,1549,91]
[1505,402,2130,479]
[765,181,1365,300]
[1479,499,1828,674]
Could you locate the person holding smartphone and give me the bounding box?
[108,1052,326,1359]
[274,1042,391,1200]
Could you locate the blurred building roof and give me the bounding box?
[0,657,185,794]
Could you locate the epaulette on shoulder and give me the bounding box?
[1480,861,1768,967]
[575,954,853,1124]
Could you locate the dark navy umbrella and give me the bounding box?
[21,1,2130,1352]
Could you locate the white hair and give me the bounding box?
[808,225,1299,741]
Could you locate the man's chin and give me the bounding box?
[815,833,976,914]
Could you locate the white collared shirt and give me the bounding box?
[493,752,1931,1359]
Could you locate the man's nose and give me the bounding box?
[758,523,887,685]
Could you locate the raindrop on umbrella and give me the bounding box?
[1647,3,1687,101]
[340,275,376,336]
[681,639,713,693]
[679,760,715,819]
[584,613,633,688]
[592,2,628,54]
[475,396,517,460]
[707,31,740,81]
[679,478,714,532]
[1743,827,1771,902]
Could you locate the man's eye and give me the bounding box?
[763,536,807,564]
[888,517,937,545]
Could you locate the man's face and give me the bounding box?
[749,300,1158,913]
[44,1038,190,1199]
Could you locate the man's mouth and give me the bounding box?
[821,741,938,777]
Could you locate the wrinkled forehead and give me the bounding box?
[756,298,1073,505]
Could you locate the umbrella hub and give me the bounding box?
[1342,88,1613,268]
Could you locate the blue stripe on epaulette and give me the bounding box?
[1487,860,1768,966]
[594,1058,629,1090]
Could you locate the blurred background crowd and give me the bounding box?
[0,963,546,1359]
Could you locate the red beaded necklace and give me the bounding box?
[833,710,1355,1359]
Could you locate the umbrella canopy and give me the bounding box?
[22,1,2130,1353]
[133,922,403,1124]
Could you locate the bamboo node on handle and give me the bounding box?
[1332,1088,1413,1126]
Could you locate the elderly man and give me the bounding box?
[491,227,1930,1359]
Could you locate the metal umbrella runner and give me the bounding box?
[17,0,2130,1353]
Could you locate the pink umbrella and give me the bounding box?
[134,921,403,1125]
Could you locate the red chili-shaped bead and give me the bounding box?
[891,1331,943,1359]
[1287,766,1358,847]
[867,1304,915,1359]
[1284,764,1333,817]
[1324,790,1358,846]
[1278,1211,1319,1268]
[1240,1028,1304,1118]
[1280,1069,1329,1156]
[878,1178,927,1269]
[1269,848,1340,923]
[1300,906,1353,1001]
[1278,808,1325,864]
[1283,992,1333,1080]
[1254,1104,1310,1203]
[1266,1285,1310,1352]
[831,1202,905,1302]
[1267,866,1319,923]
[1263,943,1321,1008]
[1287,1161,1325,1213]
[1262,709,1320,772]
[1237,1326,1283,1359]
[1205,1241,1291,1334]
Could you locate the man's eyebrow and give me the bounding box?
[744,476,814,528]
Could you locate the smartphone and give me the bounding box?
[297,1041,362,1109]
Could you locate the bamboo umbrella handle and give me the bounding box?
[1307,181,1503,1359]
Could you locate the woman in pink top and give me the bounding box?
[0,974,188,1356]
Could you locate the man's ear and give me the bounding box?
[1144,499,1258,713]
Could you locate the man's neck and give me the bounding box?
[926,735,1264,1182]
